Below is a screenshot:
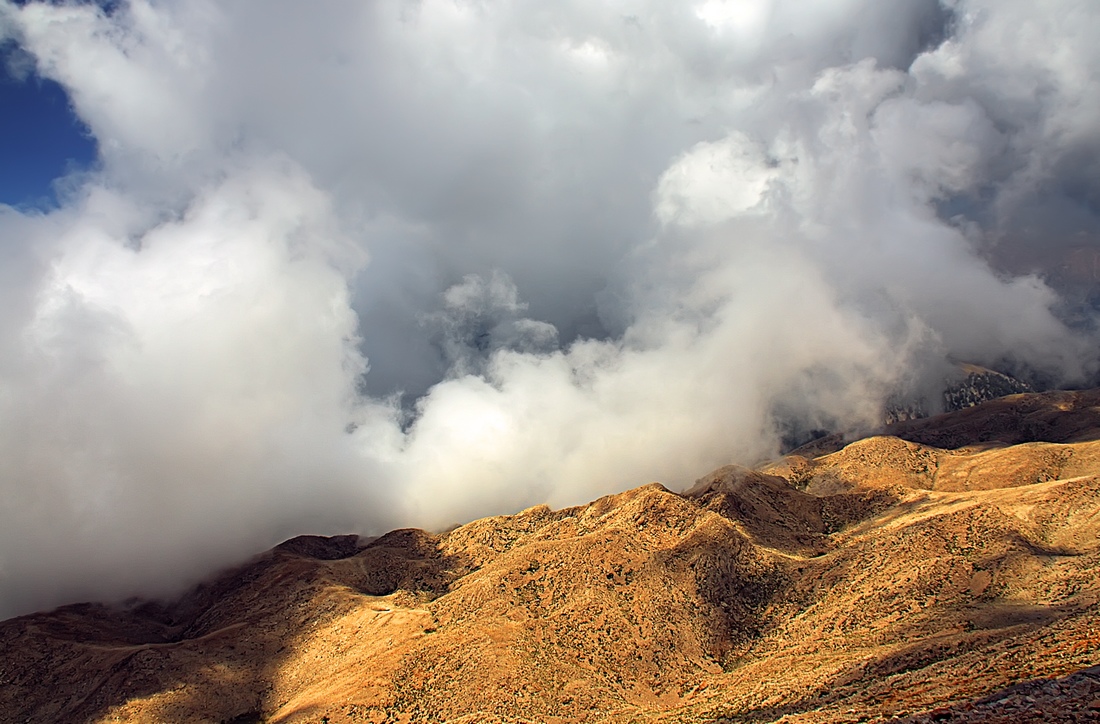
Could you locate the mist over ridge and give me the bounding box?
[0,0,1098,618]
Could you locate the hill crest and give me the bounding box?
[2,388,1100,722]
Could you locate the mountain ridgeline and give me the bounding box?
[2,388,1100,723]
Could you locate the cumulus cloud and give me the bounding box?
[0,0,1097,617]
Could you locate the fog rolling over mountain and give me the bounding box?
[0,0,1098,618]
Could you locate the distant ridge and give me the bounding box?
[884,363,1034,426]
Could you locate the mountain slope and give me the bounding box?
[2,389,1099,723]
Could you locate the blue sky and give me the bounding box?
[0,51,96,209]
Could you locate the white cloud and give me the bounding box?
[655,132,778,226]
[0,0,1097,617]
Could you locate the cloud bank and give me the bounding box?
[0,0,1098,617]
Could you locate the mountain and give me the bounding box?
[881,363,1034,426]
[941,364,1035,414]
[2,389,1100,723]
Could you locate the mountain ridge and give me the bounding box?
[2,388,1100,723]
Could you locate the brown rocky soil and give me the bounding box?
[2,389,1100,723]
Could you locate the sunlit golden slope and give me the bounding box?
[2,389,1099,723]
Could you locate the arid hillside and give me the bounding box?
[2,390,1100,723]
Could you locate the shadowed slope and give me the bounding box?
[789,387,1100,460]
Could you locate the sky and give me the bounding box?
[0,0,1098,618]
[0,47,95,208]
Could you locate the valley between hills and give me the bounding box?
[2,389,1100,723]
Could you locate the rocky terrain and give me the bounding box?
[881,363,1034,426]
[2,389,1099,723]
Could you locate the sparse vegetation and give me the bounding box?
[2,389,1100,722]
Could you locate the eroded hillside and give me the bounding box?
[2,390,1099,723]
